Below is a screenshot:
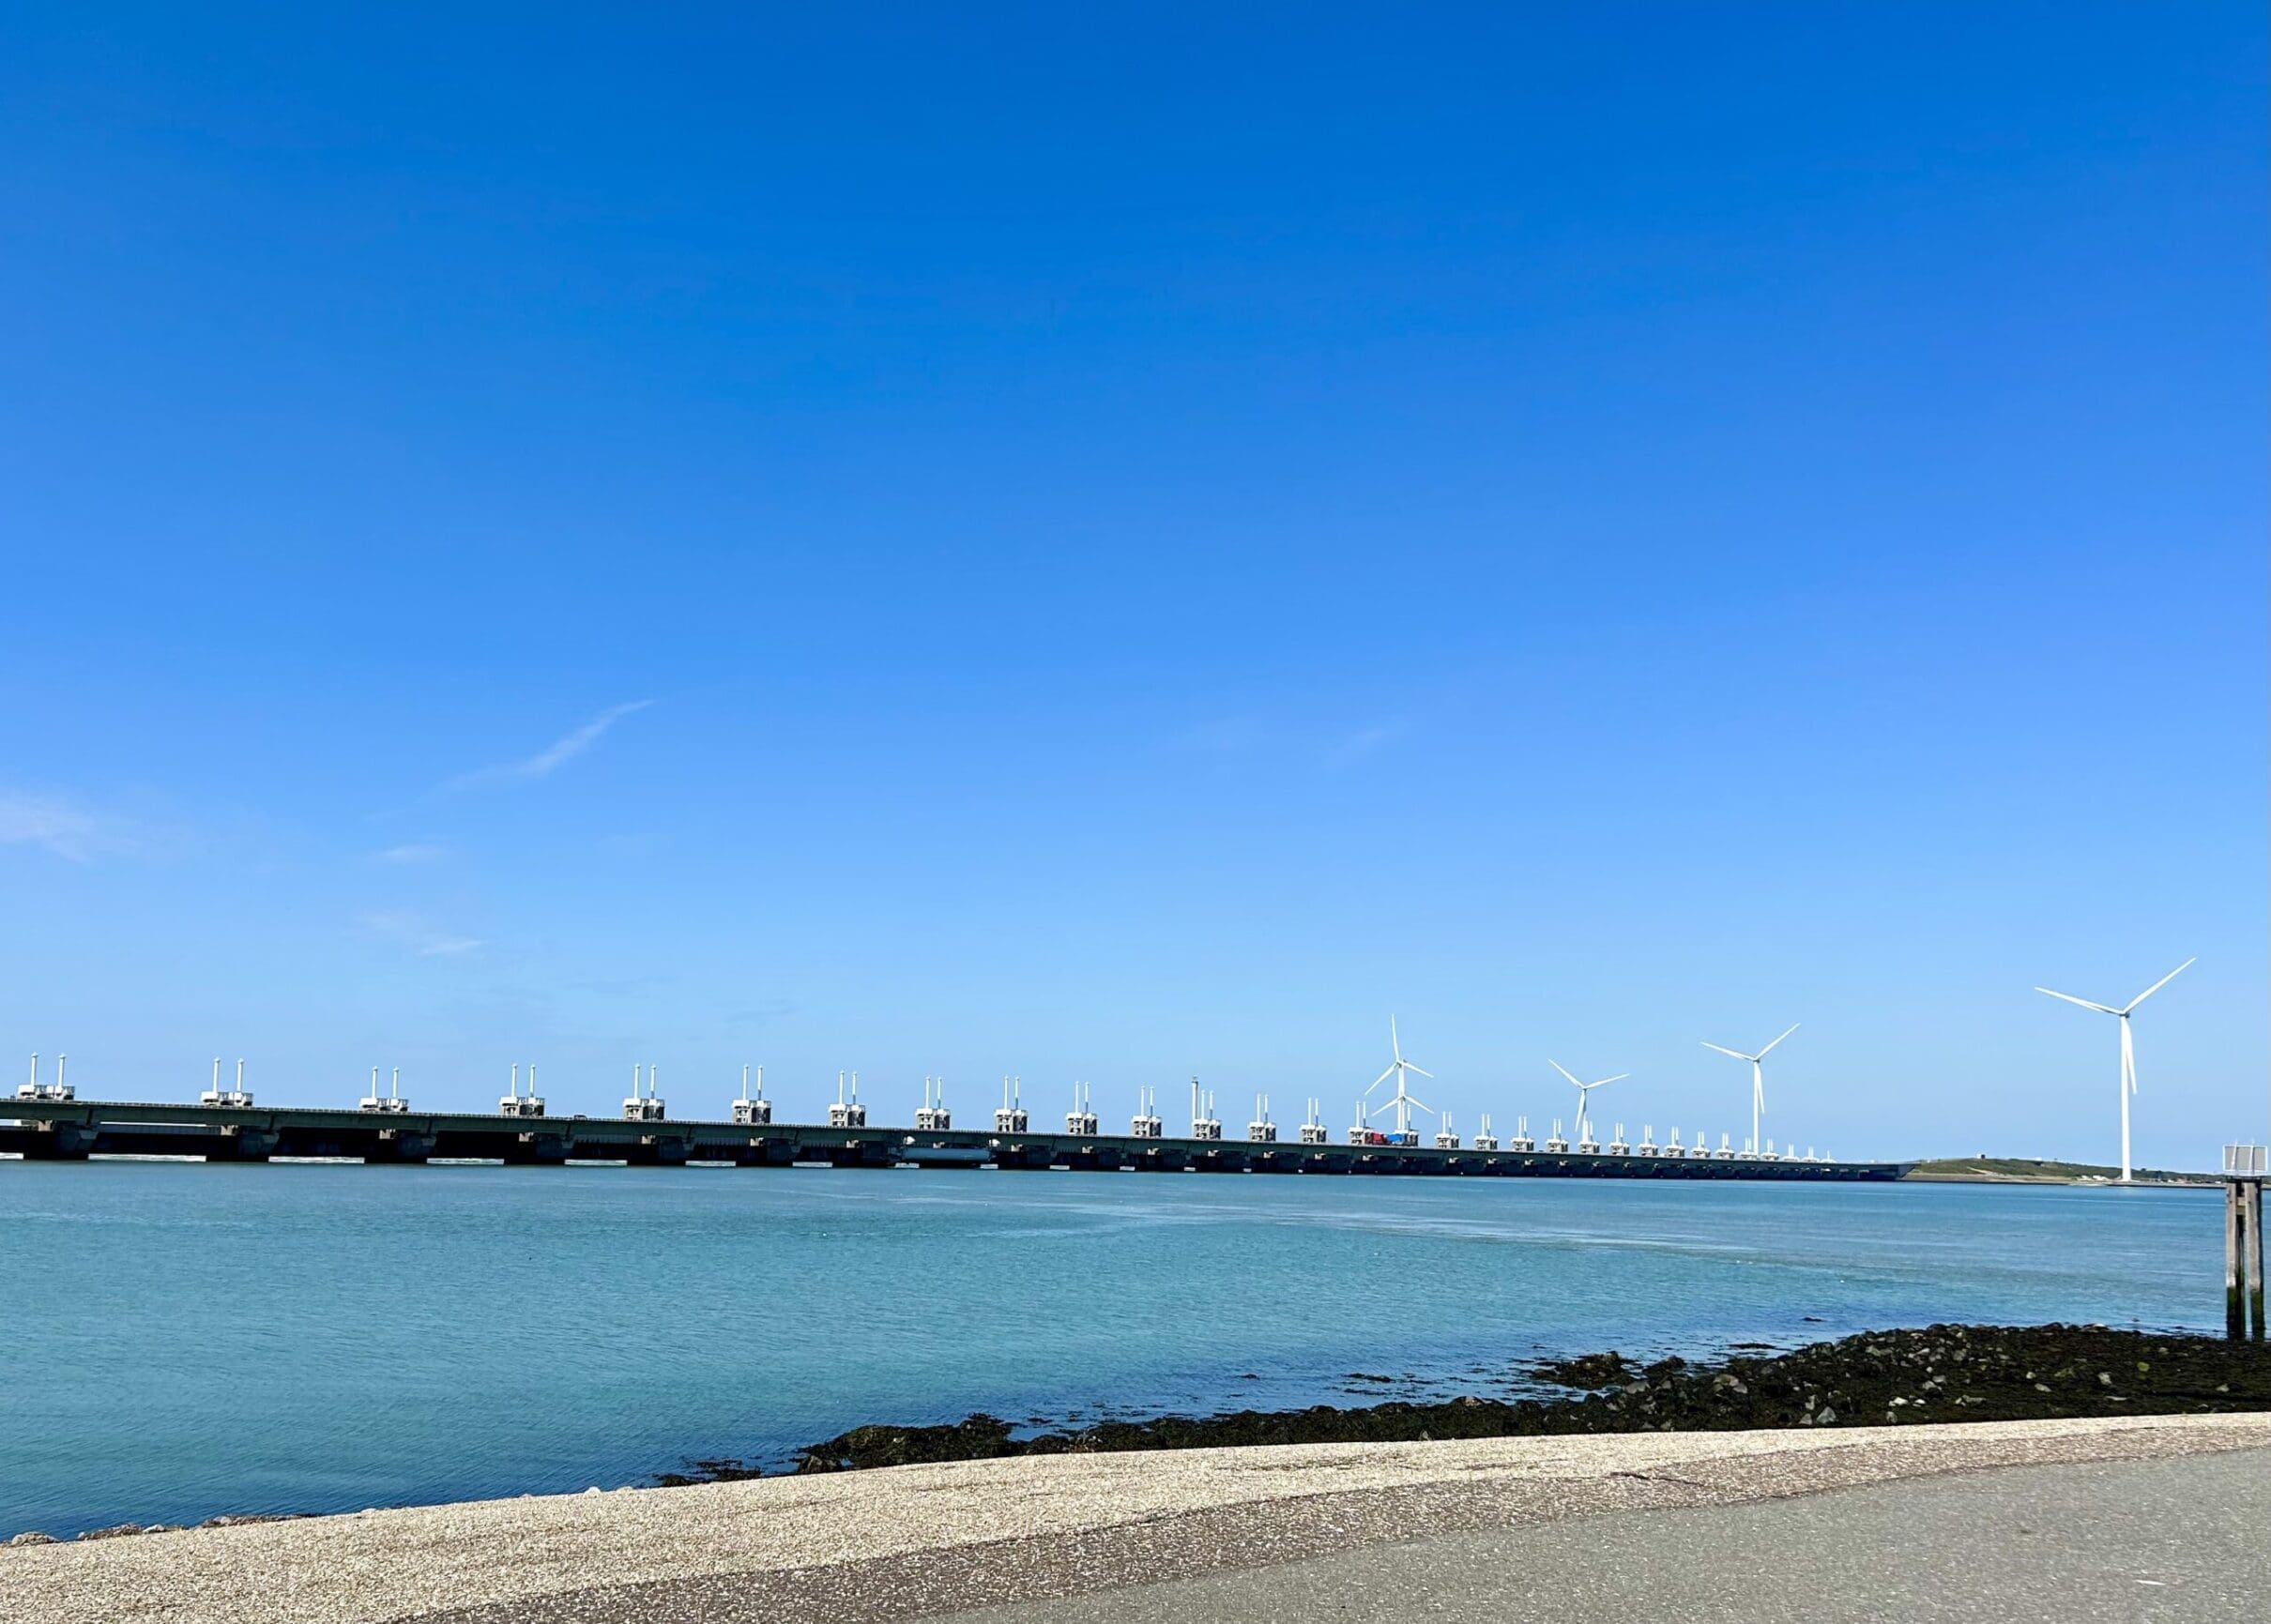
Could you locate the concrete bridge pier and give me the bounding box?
[207,1128,280,1162]
[1054,1146,1125,1172]
[624,1137,691,1168]
[23,1123,96,1161]
[362,1131,436,1165]
[820,1140,895,1169]
[730,1139,797,1167]
[503,1131,572,1167]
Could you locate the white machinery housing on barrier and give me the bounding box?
[1434,1112,1459,1150]
[915,1073,952,1131]
[1471,1112,1499,1152]
[359,1066,408,1114]
[734,1064,772,1126]
[1714,1132,1735,1160]
[202,1057,254,1108]
[1190,1079,1222,1141]
[499,1062,545,1117]
[1635,1124,1658,1156]
[1247,1093,1277,1143]
[830,1070,868,1129]
[1064,1080,1097,1136]
[19,1053,73,1102]
[1298,1097,1329,1146]
[1130,1085,1163,1138]
[993,1074,1027,1133]
[624,1063,668,1123]
[1509,1115,1535,1152]
[1661,1127,1685,1158]
[1544,1118,1570,1153]
[1608,1123,1630,1156]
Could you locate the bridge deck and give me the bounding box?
[0,1099,1907,1180]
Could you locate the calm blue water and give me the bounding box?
[0,1162,2227,1536]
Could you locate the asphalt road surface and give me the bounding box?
[944,1449,2270,1624]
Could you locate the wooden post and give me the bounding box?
[2229,1181,2248,1341]
[2248,1180,2267,1342]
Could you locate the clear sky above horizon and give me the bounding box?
[3,5,2263,1164]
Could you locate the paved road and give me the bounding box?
[13,1419,2265,1624]
[945,1449,2270,1624]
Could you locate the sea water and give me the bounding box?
[0,1162,2225,1536]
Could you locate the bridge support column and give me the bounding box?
[208,1129,280,1162]
[24,1124,96,1161]
[823,1141,895,1168]
[364,1131,436,1165]
[504,1132,572,1166]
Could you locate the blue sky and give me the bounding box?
[2,5,2263,1163]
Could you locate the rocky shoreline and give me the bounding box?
[727,1323,2271,1478]
[15,1323,2266,1543]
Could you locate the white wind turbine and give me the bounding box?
[1701,1024,1798,1158]
[2035,958,2193,1184]
[1365,1017,1435,1139]
[1548,1060,1627,1147]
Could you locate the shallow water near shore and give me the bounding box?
[0,1163,2225,1536]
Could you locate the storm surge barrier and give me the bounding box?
[2,1098,1909,1180]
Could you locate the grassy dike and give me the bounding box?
[1903,1157,2213,1185]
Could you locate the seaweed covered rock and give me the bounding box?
[797,1413,1018,1473]
[1533,1350,1635,1389]
[753,1325,2271,1480]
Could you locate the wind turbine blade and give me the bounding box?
[1390,1015,1401,1062]
[2123,958,2195,1013]
[1406,1063,1434,1079]
[1756,1024,1799,1057]
[1699,1042,1750,1060]
[1370,1063,1397,1089]
[2035,988,2120,1015]
[1548,1059,1581,1085]
[1594,1073,1629,1087]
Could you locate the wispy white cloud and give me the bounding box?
[0,791,140,862]
[358,908,483,958]
[447,701,652,793]
[372,842,448,865]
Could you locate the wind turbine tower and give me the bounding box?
[1548,1060,1627,1149]
[1365,1017,1435,1142]
[1701,1024,1797,1168]
[2036,958,2194,1183]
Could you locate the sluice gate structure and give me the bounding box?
[1,1098,1909,1180]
